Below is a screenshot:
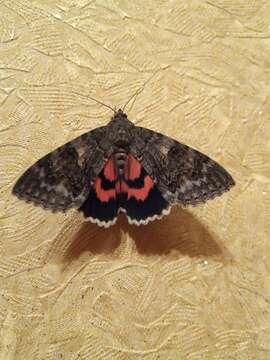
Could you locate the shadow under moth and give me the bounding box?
[13,109,235,227]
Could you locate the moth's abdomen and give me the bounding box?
[114,148,128,176]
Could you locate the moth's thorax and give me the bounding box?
[107,109,134,147]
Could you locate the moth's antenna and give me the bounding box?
[122,87,144,112]
[86,95,116,113]
[72,91,116,113]
[122,69,162,113]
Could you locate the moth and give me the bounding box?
[13,109,235,227]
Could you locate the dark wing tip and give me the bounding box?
[12,170,29,198]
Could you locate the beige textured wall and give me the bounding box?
[0,1,270,359]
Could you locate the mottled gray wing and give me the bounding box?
[12,127,108,211]
[131,127,235,205]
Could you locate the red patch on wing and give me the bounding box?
[122,154,155,201]
[124,154,141,180]
[103,158,116,181]
[94,159,117,202]
[121,175,154,201]
[94,177,116,202]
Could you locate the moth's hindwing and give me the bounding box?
[119,154,170,225]
[79,158,119,227]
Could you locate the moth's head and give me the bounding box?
[110,109,128,120]
[107,109,134,147]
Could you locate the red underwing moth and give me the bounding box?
[12,109,235,227]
